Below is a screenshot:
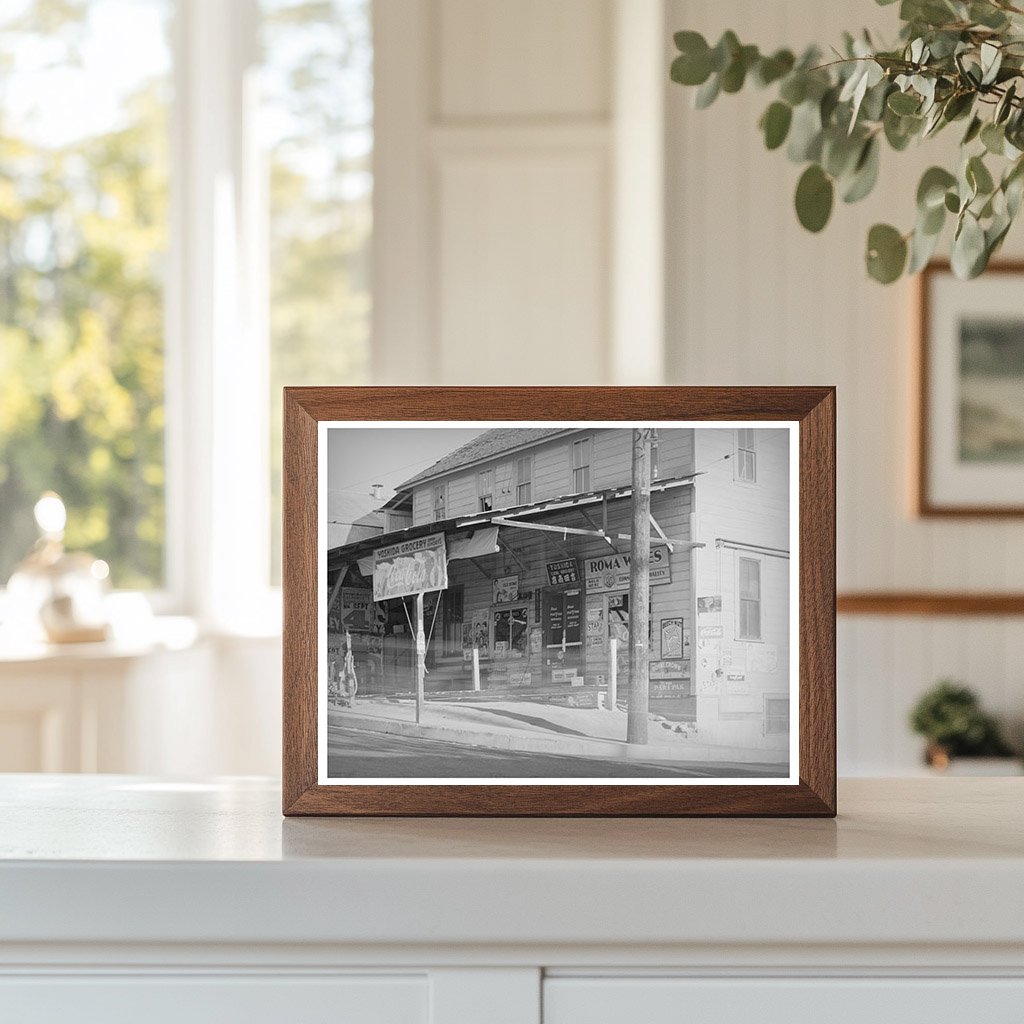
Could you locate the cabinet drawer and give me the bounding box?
[0,974,427,1024]
[544,977,1024,1024]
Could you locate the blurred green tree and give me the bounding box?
[0,0,169,588]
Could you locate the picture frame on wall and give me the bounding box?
[918,261,1024,516]
[282,387,836,817]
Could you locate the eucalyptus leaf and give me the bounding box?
[795,164,834,232]
[888,90,921,115]
[760,102,793,150]
[754,49,795,87]
[917,166,957,210]
[787,101,823,162]
[970,2,1009,29]
[866,223,908,283]
[981,121,1006,155]
[980,42,1003,86]
[779,73,807,106]
[962,115,983,145]
[967,154,995,195]
[694,73,721,109]
[908,222,942,273]
[842,137,880,203]
[996,82,1017,124]
[951,211,986,278]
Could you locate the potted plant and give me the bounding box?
[909,679,1019,772]
[670,0,1024,283]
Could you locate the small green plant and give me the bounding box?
[670,0,1024,283]
[909,679,1015,757]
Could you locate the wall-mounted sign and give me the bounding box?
[650,659,690,680]
[373,533,448,601]
[699,624,723,639]
[651,678,692,698]
[493,574,520,604]
[660,617,684,659]
[697,595,722,614]
[328,588,385,635]
[584,547,671,595]
[546,559,580,586]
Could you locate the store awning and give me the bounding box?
[328,473,700,574]
[354,525,500,577]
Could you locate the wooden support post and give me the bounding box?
[415,591,426,724]
[627,429,652,745]
[472,648,481,691]
[608,637,618,710]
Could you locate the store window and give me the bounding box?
[571,437,592,492]
[735,428,756,483]
[478,469,493,512]
[738,556,761,639]
[516,456,532,505]
[493,605,528,658]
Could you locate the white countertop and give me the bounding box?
[2,775,1023,951]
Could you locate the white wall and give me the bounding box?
[664,0,1024,773]
[373,0,665,386]
[371,0,1024,775]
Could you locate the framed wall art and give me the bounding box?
[283,387,836,816]
[918,261,1024,516]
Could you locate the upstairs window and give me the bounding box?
[571,437,592,492]
[516,456,532,505]
[433,484,446,522]
[738,556,761,640]
[478,469,493,512]
[736,428,756,483]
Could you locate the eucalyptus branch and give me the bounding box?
[670,0,1024,283]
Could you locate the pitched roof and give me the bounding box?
[326,491,385,548]
[397,427,574,489]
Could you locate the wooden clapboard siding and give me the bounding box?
[692,429,790,552]
[410,428,698,527]
[690,428,792,744]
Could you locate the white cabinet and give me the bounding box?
[545,978,1024,1024]
[0,975,428,1024]
[1,777,1023,1024]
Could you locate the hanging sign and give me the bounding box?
[584,547,671,595]
[372,533,448,601]
[546,559,580,586]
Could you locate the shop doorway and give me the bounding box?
[542,586,584,684]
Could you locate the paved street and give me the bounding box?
[327,725,786,779]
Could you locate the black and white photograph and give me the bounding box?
[319,422,798,784]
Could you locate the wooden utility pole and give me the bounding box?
[627,428,652,744]
[415,591,426,724]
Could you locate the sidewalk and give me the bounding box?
[329,696,787,768]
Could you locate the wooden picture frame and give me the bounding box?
[283,387,836,816]
[917,261,1024,517]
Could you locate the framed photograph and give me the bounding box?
[283,387,835,816]
[918,261,1024,516]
